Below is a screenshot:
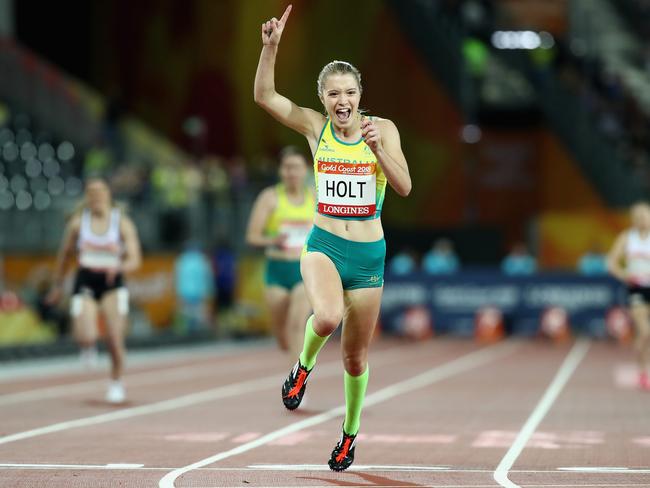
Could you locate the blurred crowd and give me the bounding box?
[173,240,237,334]
[388,239,607,277]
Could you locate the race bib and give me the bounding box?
[278,221,312,251]
[317,161,376,217]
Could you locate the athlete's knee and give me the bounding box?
[105,329,125,350]
[74,326,97,344]
[76,337,96,348]
[313,309,342,336]
[637,329,650,345]
[342,352,368,377]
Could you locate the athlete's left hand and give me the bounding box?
[361,117,382,155]
[106,267,120,286]
[45,286,62,305]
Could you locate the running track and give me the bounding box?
[1,338,649,487]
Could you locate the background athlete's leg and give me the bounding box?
[300,252,344,365]
[286,283,311,362]
[264,286,290,352]
[72,295,99,369]
[340,287,382,434]
[630,302,650,380]
[101,289,128,382]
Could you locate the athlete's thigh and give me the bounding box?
[73,295,99,337]
[100,289,128,340]
[300,251,344,318]
[341,286,383,354]
[630,303,650,335]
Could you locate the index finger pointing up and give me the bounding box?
[280,4,292,25]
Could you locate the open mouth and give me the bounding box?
[335,108,351,123]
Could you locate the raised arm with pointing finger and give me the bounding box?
[254,5,325,152]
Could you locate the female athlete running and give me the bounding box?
[48,178,142,403]
[608,201,650,391]
[246,146,314,362]
[254,5,411,471]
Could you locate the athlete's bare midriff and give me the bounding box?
[314,213,384,242]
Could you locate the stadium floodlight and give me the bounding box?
[47,175,65,196]
[34,190,51,211]
[15,190,32,210]
[491,30,554,50]
[57,141,75,161]
[461,124,482,144]
[2,142,18,162]
[25,158,42,178]
[10,174,27,193]
[38,143,55,161]
[43,157,60,178]
[20,142,37,161]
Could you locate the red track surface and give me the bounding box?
[1,338,649,487]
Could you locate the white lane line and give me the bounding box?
[158,342,519,488]
[493,339,591,488]
[246,464,449,471]
[0,339,430,405]
[207,485,650,488]
[0,368,329,446]
[558,467,650,473]
[0,463,446,472]
[0,359,264,406]
[1,462,647,478]
[507,486,650,488]
[0,340,271,382]
[0,463,145,469]
[0,345,416,446]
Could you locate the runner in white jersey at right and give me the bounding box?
[608,201,650,390]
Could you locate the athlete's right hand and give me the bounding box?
[272,233,288,249]
[45,286,62,305]
[261,4,292,46]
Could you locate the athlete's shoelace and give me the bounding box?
[335,437,353,463]
[285,368,308,398]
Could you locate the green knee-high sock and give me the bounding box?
[343,365,369,435]
[299,315,330,370]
